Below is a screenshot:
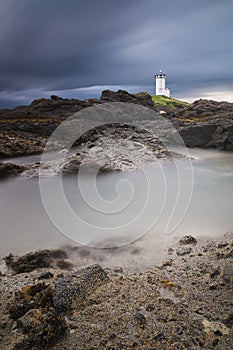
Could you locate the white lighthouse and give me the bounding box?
[155,70,170,97]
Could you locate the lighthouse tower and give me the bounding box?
[155,70,170,97]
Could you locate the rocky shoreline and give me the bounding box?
[0,233,232,349]
[0,90,233,177]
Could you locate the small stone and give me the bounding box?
[176,247,192,256]
[159,260,172,268]
[68,320,79,329]
[153,332,164,340]
[135,311,146,326]
[146,304,155,312]
[209,284,217,290]
[179,235,197,245]
[167,247,174,255]
[217,242,228,248]
[214,330,222,336]
[202,319,230,335]
[114,267,124,273]
[224,312,233,327]
[210,268,220,279]
[38,271,54,280]
[0,321,7,329]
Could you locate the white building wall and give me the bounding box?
[156,77,166,95]
[155,71,171,97]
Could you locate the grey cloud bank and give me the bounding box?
[0,0,232,108]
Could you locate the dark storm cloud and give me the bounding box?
[0,0,233,107]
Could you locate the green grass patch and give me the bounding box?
[151,95,189,108]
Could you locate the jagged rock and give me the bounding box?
[146,304,155,312]
[14,308,67,350]
[175,99,233,119]
[224,313,233,327]
[17,308,43,333]
[174,99,233,150]
[135,310,147,326]
[100,89,155,109]
[0,162,26,178]
[8,282,67,349]
[0,90,160,159]
[50,95,62,100]
[176,246,192,256]
[179,235,197,245]
[4,249,68,273]
[8,283,54,320]
[38,271,54,280]
[53,264,109,311]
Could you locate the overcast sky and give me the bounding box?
[0,0,232,108]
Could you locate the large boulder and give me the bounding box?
[174,99,233,150]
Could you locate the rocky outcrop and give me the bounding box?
[177,120,233,150]
[100,89,155,109]
[24,124,175,177]
[0,132,47,158]
[174,99,233,150]
[174,99,233,119]
[0,91,158,159]
[1,93,233,160]
[0,162,26,178]
[0,90,155,122]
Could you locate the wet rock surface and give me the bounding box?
[24,123,175,177]
[174,99,233,151]
[1,92,233,179]
[0,162,26,178]
[0,90,157,159]
[0,234,232,349]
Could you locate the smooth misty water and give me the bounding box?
[0,148,232,269]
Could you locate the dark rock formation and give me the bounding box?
[8,283,54,320]
[174,99,233,150]
[7,283,67,350]
[0,93,233,161]
[4,249,68,274]
[100,89,155,109]
[0,91,158,159]
[0,162,26,178]
[14,308,67,350]
[179,235,197,245]
[175,99,233,119]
